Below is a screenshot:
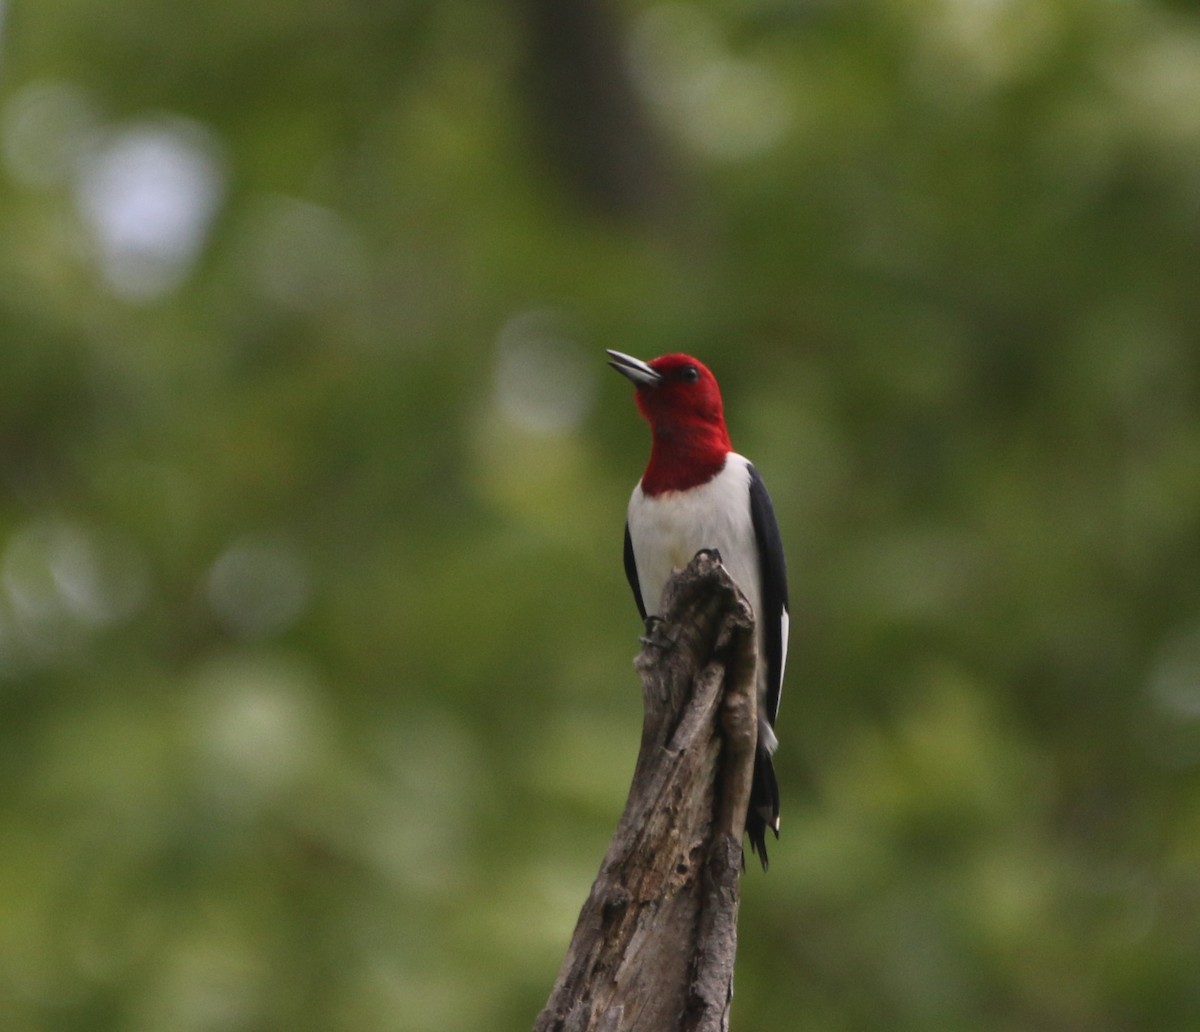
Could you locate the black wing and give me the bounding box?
[747,464,789,728]
[623,520,647,622]
[746,463,789,868]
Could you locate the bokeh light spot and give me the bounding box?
[0,520,150,670]
[205,536,311,641]
[242,194,366,313]
[494,309,596,434]
[629,3,792,160]
[73,116,225,300]
[1148,619,1200,722]
[188,653,325,818]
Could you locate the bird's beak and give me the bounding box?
[606,350,662,388]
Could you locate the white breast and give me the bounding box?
[628,452,785,752]
[627,454,762,629]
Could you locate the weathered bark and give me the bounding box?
[534,550,759,1032]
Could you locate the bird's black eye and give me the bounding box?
[679,365,699,383]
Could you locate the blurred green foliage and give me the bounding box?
[3,0,1200,1029]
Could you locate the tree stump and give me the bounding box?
[534,550,759,1032]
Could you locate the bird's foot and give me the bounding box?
[639,615,665,648]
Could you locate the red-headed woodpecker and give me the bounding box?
[608,349,788,869]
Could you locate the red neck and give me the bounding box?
[640,423,731,496]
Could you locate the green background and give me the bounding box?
[3,1,1200,1029]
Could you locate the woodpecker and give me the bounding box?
[607,349,788,868]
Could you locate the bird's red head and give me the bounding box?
[607,350,732,495]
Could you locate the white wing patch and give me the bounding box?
[777,608,789,705]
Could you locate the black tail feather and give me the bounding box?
[746,745,780,871]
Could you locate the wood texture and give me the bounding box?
[534,550,759,1032]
